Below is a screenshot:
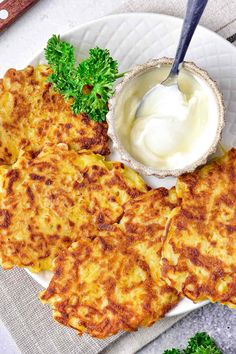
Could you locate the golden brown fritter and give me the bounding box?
[120,187,178,238]
[161,149,236,309]
[0,144,147,272]
[40,189,180,338]
[0,65,109,164]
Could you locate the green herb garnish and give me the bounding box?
[45,35,123,122]
[163,332,221,354]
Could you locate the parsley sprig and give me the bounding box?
[164,332,221,354]
[45,35,123,122]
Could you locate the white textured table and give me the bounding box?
[0,1,235,354]
[0,0,124,74]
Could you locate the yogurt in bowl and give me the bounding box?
[107,57,225,177]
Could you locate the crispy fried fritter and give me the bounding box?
[0,65,109,164]
[0,144,147,272]
[40,189,180,338]
[120,187,178,238]
[161,149,236,309]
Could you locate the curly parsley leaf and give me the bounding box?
[45,35,76,96]
[44,35,122,121]
[184,332,221,354]
[163,332,221,354]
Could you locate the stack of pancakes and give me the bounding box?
[0,65,235,338]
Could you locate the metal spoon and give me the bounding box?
[136,0,208,117]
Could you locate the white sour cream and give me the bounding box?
[130,84,204,169]
[115,65,219,170]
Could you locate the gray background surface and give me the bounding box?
[138,304,236,354]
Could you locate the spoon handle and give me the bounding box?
[171,0,208,75]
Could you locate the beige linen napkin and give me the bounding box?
[0,1,235,354]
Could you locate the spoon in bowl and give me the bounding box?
[136,0,208,117]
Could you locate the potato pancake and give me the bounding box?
[120,187,178,238]
[0,144,147,272]
[161,149,236,309]
[0,65,109,164]
[40,189,180,338]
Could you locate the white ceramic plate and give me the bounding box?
[26,13,236,317]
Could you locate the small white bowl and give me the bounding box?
[107,57,225,177]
